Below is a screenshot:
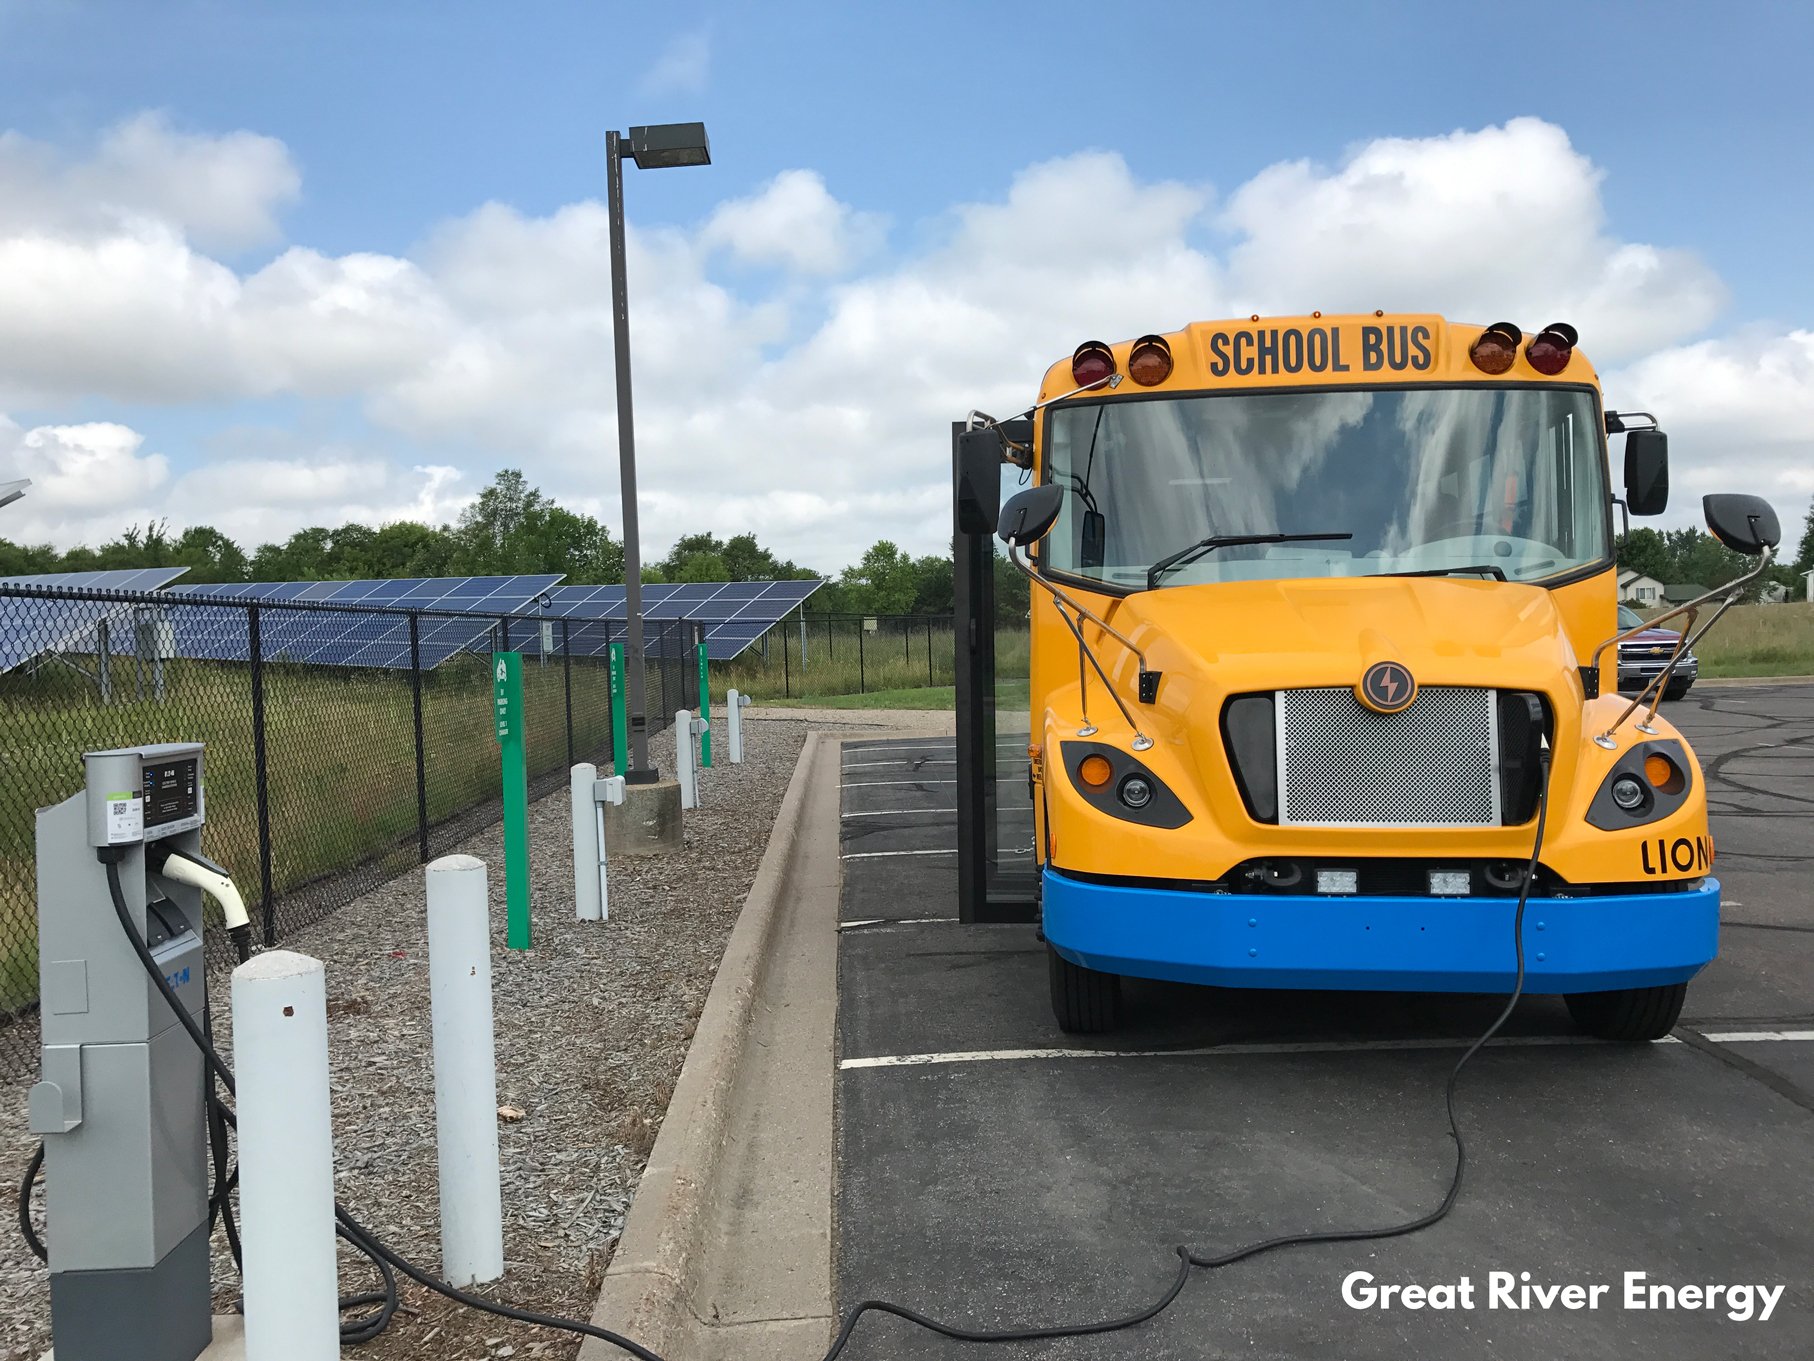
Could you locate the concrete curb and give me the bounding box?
[1695,674,1814,688]
[582,732,840,1361]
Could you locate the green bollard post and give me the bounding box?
[608,641,628,776]
[697,640,712,768]
[493,650,531,950]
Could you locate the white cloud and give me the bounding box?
[638,29,711,96]
[0,112,297,251]
[1,112,1809,566]
[1222,118,1726,362]
[1607,330,1814,517]
[0,416,170,542]
[701,170,885,275]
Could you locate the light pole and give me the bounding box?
[0,479,27,511]
[606,121,711,782]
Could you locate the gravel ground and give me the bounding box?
[1,708,945,1361]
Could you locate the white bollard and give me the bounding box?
[234,950,339,1361]
[570,762,602,922]
[676,708,697,809]
[425,855,505,1286]
[726,688,751,764]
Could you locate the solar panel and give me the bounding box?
[0,568,190,673]
[165,575,564,669]
[539,578,824,659]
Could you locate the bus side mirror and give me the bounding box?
[1703,494,1780,556]
[998,485,1064,547]
[1623,428,1669,515]
[956,429,1005,535]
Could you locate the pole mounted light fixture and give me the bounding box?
[605,121,712,783]
[0,478,29,511]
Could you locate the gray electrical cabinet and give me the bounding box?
[31,743,213,1361]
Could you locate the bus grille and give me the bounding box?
[1277,686,1499,826]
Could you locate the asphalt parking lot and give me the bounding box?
[833,684,1814,1359]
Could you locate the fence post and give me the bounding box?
[96,617,112,705]
[561,619,575,767]
[783,621,791,698]
[233,950,339,1360]
[608,641,628,774]
[411,613,429,864]
[927,617,935,686]
[904,616,911,662]
[858,623,866,694]
[249,604,276,946]
[425,856,505,1286]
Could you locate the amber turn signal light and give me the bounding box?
[1644,752,1684,794]
[1127,334,1174,386]
[1078,754,1114,788]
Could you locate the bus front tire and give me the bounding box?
[1048,946,1121,1033]
[1564,982,1688,1041]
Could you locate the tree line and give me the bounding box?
[0,468,1032,622]
[1616,502,1814,602]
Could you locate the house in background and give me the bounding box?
[1618,570,1665,605]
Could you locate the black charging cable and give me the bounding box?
[44,757,1551,1360]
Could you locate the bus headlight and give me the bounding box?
[1118,775,1154,809]
[1610,775,1647,812]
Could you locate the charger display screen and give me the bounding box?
[142,758,199,830]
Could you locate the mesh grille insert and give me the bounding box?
[1278,686,1499,826]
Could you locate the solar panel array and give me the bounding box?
[0,568,190,673]
[540,579,824,660]
[1,570,815,672]
[168,575,565,669]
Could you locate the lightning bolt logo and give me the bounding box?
[1359,661,1417,713]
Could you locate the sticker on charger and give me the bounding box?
[106,791,144,843]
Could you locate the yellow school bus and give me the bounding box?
[966,314,1780,1038]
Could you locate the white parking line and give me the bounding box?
[841,848,958,860]
[842,779,958,787]
[841,808,956,818]
[842,759,960,769]
[1702,1029,1814,1042]
[838,1029,1814,1070]
[839,917,962,930]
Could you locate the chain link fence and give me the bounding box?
[0,583,696,1077]
[719,612,959,700]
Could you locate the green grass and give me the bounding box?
[0,651,616,1013]
[1678,601,1814,678]
[716,620,1029,702]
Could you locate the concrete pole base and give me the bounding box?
[603,780,685,856]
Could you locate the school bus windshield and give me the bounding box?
[1043,385,1609,590]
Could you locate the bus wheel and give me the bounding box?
[1048,946,1121,1033]
[1564,983,1688,1041]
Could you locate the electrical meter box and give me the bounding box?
[32,742,213,1361]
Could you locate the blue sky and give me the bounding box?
[0,0,1809,567]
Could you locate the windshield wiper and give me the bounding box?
[1382,564,1509,581]
[1146,532,1353,590]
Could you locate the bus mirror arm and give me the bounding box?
[1590,542,1775,747]
[1007,544,1156,750]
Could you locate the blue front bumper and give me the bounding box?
[1042,869,1720,994]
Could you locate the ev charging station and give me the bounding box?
[30,744,220,1361]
